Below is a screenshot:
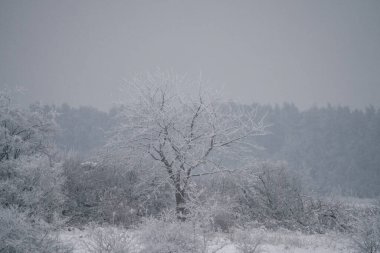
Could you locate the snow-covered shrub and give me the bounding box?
[308,198,352,233]
[85,226,133,253]
[177,180,240,233]
[62,151,173,226]
[212,211,236,233]
[138,217,202,253]
[61,154,100,224]
[189,195,238,233]
[233,228,263,253]
[0,206,72,253]
[236,162,352,233]
[237,162,306,228]
[352,206,380,253]
[0,156,66,223]
[62,153,138,225]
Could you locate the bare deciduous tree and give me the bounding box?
[109,71,268,220]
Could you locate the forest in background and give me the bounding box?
[54,102,380,198]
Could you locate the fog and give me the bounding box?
[1,0,380,110]
[2,2,380,252]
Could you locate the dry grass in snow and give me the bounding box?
[59,225,354,253]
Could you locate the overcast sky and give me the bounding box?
[1,0,379,110]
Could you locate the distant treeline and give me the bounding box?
[54,103,380,198]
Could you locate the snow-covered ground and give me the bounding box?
[59,226,354,253]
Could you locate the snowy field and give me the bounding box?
[59,226,354,253]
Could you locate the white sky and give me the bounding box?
[1,0,379,110]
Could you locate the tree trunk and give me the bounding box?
[175,188,187,221]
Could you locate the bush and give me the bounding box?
[0,156,66,223]
[233,228,263,253]
[188,194,238,233]
[0,207,72,253]
[62,153,139,225]
[308,198,353,233]
[138,217,202,253]
[236,161,352,233]
[62,152,173,226]
[237,162,306,228]
[352,206,380,253]
[84,226,133,253]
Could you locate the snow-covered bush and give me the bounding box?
[186,191,238,233]
[237,162,306,228]
[353,219,380,253]
[61,154,100,224]
[0,206,72,253]
[62,151,173,226]
[309,198,353,233]
[85,226,133,253]
[0,155,66,223]
[138,216,202,253]
[352,206,380,253]
[233,228,263,253]
[236,162,352,233]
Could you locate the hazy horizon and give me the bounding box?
[1,0,380,110]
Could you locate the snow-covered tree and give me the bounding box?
[0,90,56,163]
[0,89,63,222]
[109,71,268,219]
